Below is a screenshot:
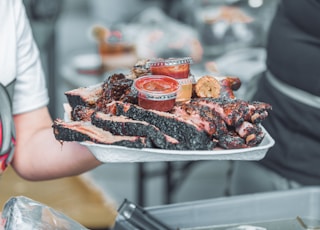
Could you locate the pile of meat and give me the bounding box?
[52,73,272,150]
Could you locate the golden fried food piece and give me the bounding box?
[194,75,242,99]
[195,76,221,98]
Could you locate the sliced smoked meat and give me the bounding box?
[65,83,103,109]
[104,101,217,150]
[91,111,182,150]
[52,118,152,149]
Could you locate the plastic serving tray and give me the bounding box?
[81,126,274,163]
[144,187,320,229]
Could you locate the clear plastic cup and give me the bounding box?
[134,75,180,112]
[176,75,196,102]
[146,57,193,79]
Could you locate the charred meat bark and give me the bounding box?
[105,101,216,150]
[65,83,103,109]
[171,102,228,138]
[71,105,95,121]
[53,119,152,148]
[218,131,247,149]
[248,101,272,124]
[189,98,272,127]
[102,73,132,101]
[173,100,267,149]
[235,121,265,147]
[96,73,137,111]
[218,122,265,149]
[236,121,262,139]
[91,111,181,149]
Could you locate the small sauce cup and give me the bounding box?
[134,75,180,112]
[176,75,196,102]
[146,57,193,79]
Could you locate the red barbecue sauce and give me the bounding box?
[148,57,193,79]
[134,75,179,112]
[150,63,190,79]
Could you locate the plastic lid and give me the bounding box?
[134,75,180,101]
[177,75,196,85]
[146,57,193,67]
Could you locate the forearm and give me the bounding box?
[12,127,101,180]
[12,107,102,181]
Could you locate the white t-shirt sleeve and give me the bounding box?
[11,0,49,115]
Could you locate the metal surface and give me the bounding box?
[144,187,320,229]
[116,199,172,230]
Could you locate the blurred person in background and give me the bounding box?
[229,0,320,194]
[0,0,101,181]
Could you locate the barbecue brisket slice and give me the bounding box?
[65,83,103,109]
[91,112,182,150]
[52,118,152,148]
[104,101,216,150]
[218,127,265,149]
[188,98,272,127]
[218,131,247,149]
[71,105,96,121]
[171,102,228,138]
[96,73,138,111]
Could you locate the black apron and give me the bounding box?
[253,73,320,185]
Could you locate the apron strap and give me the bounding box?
[266,71,320,109]
[0,82,15,172]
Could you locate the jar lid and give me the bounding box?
[134,75,180,95]
[143,92,177,101]
[146,57,193,67]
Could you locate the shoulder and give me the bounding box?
[0,0,33,86]
[0,0,24,19]
[0,0,21,86]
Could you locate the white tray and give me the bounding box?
[81,127,274,163]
